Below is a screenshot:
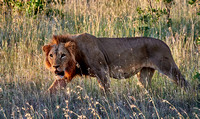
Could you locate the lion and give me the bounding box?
[42,33,189,93]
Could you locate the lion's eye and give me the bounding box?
[50,54,53,57]
[61,54,66,58]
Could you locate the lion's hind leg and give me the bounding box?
[137,67,155,88]
[160,66,189,88]
[152,56,189,89]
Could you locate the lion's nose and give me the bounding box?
[53,65,60,69]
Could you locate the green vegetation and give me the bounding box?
[0,0,199,118]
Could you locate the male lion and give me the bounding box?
[42,33,189,93]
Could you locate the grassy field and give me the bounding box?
[0,0,200,118]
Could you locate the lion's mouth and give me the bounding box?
[55,71,65,79]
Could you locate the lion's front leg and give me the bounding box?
[93,68,111,94]
[97,76,111,93]
[48,79,67,94]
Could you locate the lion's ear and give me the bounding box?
[53,35,57,39]
[65,41,76,53]
[52,35,59,44]
[42,45,51,53]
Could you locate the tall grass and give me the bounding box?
[0,0,200,118]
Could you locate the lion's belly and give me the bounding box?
[109,63,143,79]
[109,67,141,79]
[108,57,155,79]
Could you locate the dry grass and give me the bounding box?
[0,0,200,118]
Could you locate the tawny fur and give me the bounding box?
[43,33,189,93]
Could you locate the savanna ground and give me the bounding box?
[0,0,200,118]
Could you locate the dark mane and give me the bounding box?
[50,35,75,45]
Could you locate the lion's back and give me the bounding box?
[96,37,172,62]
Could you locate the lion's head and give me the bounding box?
[42,35,77,81]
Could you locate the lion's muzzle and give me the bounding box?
[55,70,64,76]
[54,70,64,80]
